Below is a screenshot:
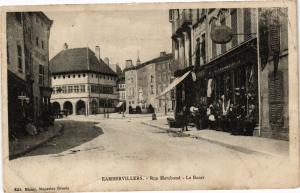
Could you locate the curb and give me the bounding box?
[142,122,275,157]
[9,123,64,160]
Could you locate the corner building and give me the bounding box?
[50,47,118,116]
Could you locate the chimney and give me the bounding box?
[104,57,109,65]
[63,43,68,50]
[95,46,100,60]
[160,51,166,57]
[126,59,133,68]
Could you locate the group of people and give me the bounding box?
[180,95,256,136]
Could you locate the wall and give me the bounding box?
[6,13,26,80]
[125,69,138,112]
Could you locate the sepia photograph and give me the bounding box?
[1,1,299,192]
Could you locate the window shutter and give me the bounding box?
[269,24,280,54]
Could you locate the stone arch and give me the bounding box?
[63,101,73,115]
[76,100,86,115]
[52,101,61,115]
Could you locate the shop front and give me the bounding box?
[196,38,259,134]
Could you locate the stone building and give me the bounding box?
[258,8,288,140]
[169,8,289,140]
[116,72,126,111]
[50,47,118,115]
[7,12,52,136]
[124,52,174,114]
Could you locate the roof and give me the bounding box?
[50,47,117,76]
[124,53,173,72]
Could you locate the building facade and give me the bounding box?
[7,12,52,136]
[124,52,174,114]
[169,8,289,140]
[50,47,118,115]
[258,8,288,140]
[116,72,126,111]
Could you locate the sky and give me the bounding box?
[45,10,172,70]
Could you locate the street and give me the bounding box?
[7,116,295,191]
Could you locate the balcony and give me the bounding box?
[179,10,192,27]
[172,10,192,37]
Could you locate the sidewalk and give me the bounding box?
[66,112,173,122]
[9,121,64,160]
[142,117,289,157]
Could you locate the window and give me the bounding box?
[58,75,61,79]
[15,13,22,24]
[17,45,22,72]
[231,9,238,47]
[68,75,70,78]
[54,76,56,79]
[62,86,66,93]
[80,85,85,93]
[150,85,154,94]
[73,74,75,78]
[78,74,81,78]
[39,64,44,85]
[83,74,86,77]
[63,75,65,79]
[36,36,39,47]
[210,19,217,58]
[74,85,79,93]
[243,8,252,41]
[200,33,206,64]
[67,85,73,93]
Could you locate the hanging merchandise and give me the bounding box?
[207,78,214,97]
[191,71,197,82]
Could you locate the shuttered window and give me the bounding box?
[17,45,22,72]
[231,9,238,47]
[243,8,252,41]
[269,24,280,54]
[211,20,217,59]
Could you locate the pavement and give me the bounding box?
[142,116,289,158]
[9,121,63,160]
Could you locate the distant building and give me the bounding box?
[7,12,53,135]
[124,60,137,113]
[50,47,118,115]
[124,52,174,113]
[116,72,126,111]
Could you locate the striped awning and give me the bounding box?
[156,71,191,98]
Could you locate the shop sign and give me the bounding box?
[210,25,233,44]
[213,60,238,74]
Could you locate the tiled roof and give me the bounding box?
[124,53,173,71]
[50,47,116,76]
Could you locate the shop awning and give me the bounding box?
[156,71,191,98]
[116,101,123,108]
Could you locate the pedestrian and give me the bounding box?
[244,104,256,136]
[207,104,216,130]
[190,104,199,129]
[181,106,189,132]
